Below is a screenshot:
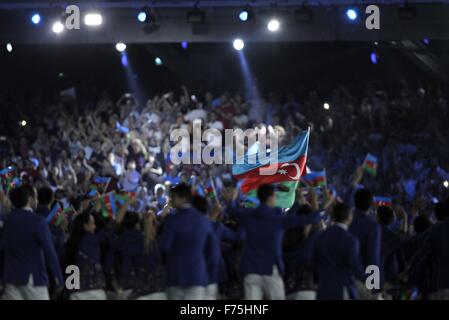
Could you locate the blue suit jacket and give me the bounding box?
[379,225,404,287]
[348,209,381,269]
[313,224,366,300]
[3,208,63,287]
[427,219,449,291]
[208,221,242,284]
[159,207,217,287]
[226,203,324,276]
[35,205,65,260]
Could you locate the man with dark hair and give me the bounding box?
[36,187,54,218]
[345,166,381,296]
[313,203,366,300]
[159,183,217,300]
[376,206,405,297]
[223,184,325,300]
[36,186,65,260]
[2,185,63,300]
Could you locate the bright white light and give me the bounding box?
[52,21,64,34]
[6,43,12,52]
[323,102,330,110]
[346,9,357,20]
[267,19,280,32]
[137,12,147,22]
[20,120,27,127]
[233,38,245,51]
[239,11,248,21]
[116,42,126,52]
[444,180,449,188]
[155,57,163,66]
[84,13,102,26]
[31,13,41,25]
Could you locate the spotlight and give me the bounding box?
[116,42,126,52]
[239,11,249,21]
[346,9,358,21]
[423,38,430,45]
[31,13,41,25]
[323,102,330,110]
[370,52,378,64]
[181,41,188,49]
[187,9,205,24]
[19,120,27,127]
[154,57,163,66]
[233,38,244,51]
[52,21,64,34]
[84,13,102,26]
[6,43,12,52]
[444,180,449,188]
[137,11,147,22]
[239,10,249,21]
[267,19,280,32]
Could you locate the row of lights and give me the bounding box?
[25,6,362,33]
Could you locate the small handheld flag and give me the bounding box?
[373,196,392,207]
[92,176,111,193]
[303,170,327,188]
[363,154,378,176]
[99,192,118,219]
[86,188,100,198]
[46,203,64,226]
[0,167,18,194]
[204,178,217,200]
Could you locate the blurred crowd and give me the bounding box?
[0,80,449,300]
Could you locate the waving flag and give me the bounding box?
[363,154,378,176]
[232,129,310,194]
[373,196,392,207]
[99,192,118,219]
[303,170,327,188]
[92,176,111,193]
[192,185,205,197]
[86,188,100,198]
[0,166,15,180]
[204,178,217,199]
[46,203,64,226]
[0,167,21,194]
[115,192,135,207]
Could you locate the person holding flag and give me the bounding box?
[231,129,311,211]
[222,184,326,300]
[158,183,218,300]
[36,187,67,261]
[62,195,133,300]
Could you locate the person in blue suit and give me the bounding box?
[349,188,381,271]
[114,210,166,300]
[424,198,449,299]
[158,183,217,300]
[223,184,325,300]
[35,187,66,261]
[283,204,320,300]
[192,194,243,299]
[376,206,405,298]
[345,167,382,277]
[2,184,63,300]
[313,202,367,300]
